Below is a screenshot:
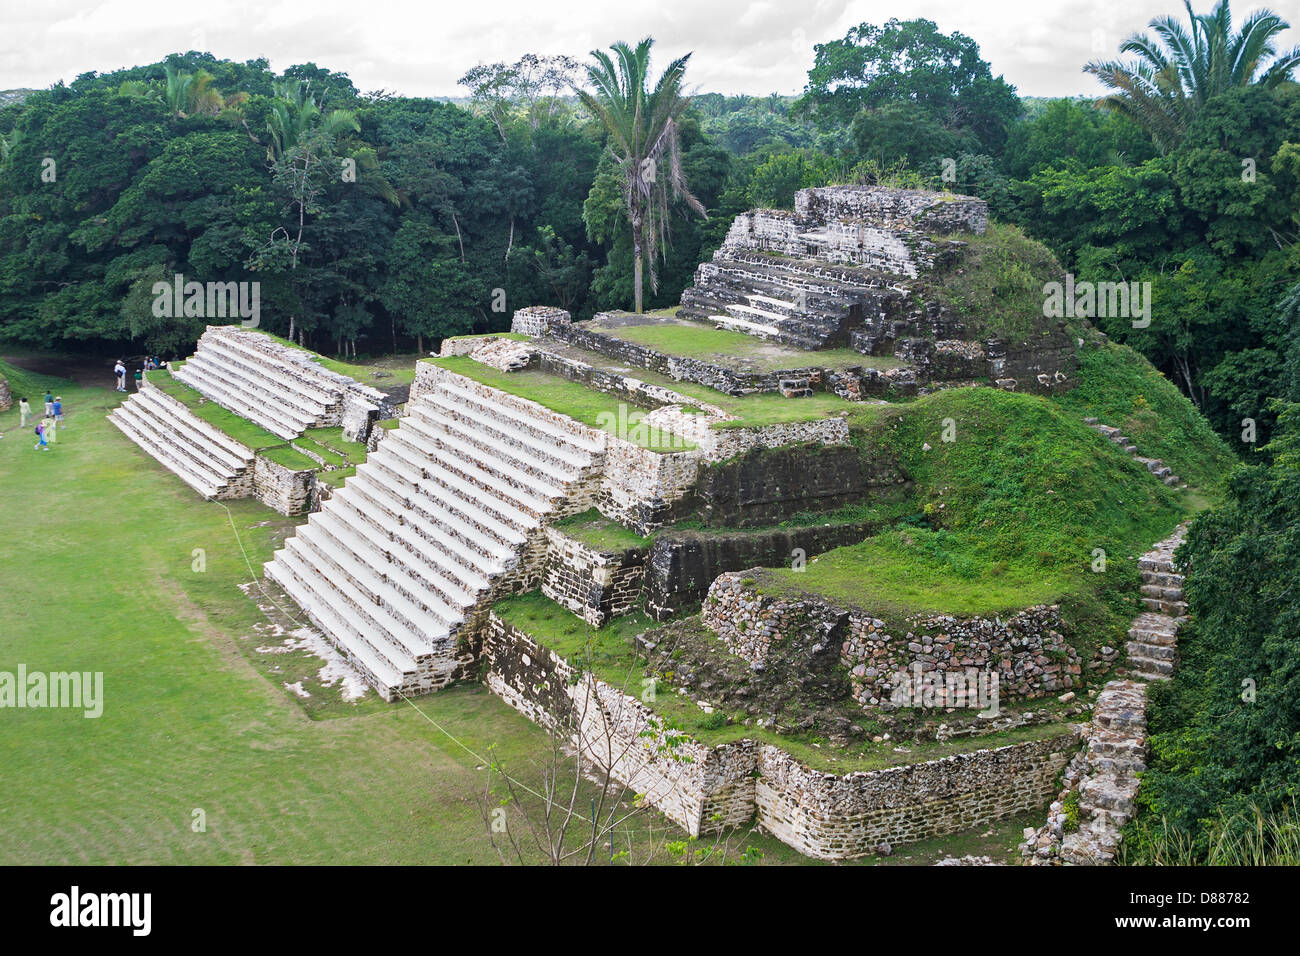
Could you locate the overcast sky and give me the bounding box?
[3,0,1299,99]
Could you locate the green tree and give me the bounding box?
[1086,0,1300,152]
[576,38,705,313]
[801,18,1021,155]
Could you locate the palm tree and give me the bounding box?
[265,79,360,162]
[161,64,248,119]
[576,38,705,313]
[1086,1,1300,152]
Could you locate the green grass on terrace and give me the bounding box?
[425,355,695,453]
[253,330,419,387]
[491,590,1074,774]
[1052,337,1235,499]
[257,443,320,471]
[758,384,1194,650]
[553,508,651,552]
[586,314,900,374]
[149,367,286,450]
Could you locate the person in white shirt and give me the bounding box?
[113,360,127,392]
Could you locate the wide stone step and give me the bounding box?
[184,350,321,431]
[110,409,225,498]
[266,549,412,692]
[710,313,784,339]
[308,511,467,625]
[1127,655,1174,677]
[360,458,523,564]
[392,421,555,517]
[348,467,515,569]
[412,407,578,492]
[334,482,500,587]
[1141,570,1184,588]
[435,382,603,456]
[136,387,254,470]
[369,448,528,549]
[343,510,479,611]
[421,392,590,477]
[1126,641,1176,661]
[174,361,304,440]
[203,332,340,407]
[285,533,446,663]
[382,432,539,532]
[197,339,330,422]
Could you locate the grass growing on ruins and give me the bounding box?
[148,366,290,451]
[255,330,420,387]
[1053,337,1235,497]
[757,385,1199,651]
[1,375,829,865]
[554,508,651,551]
[491,591,1075,775]
[427,355,695,452]
[585,314,898,373]
[919,222,1064,340]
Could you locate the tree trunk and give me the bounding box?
[631,216,644,314]
[288,314,295,341]
[452,211,466,263]
[505,217,514,262]
[417,333,424,355]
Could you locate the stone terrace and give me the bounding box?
[265,369,608,699]
[174,325,388,441]
[110,378,256,500]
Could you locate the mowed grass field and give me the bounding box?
[0,373,698,865]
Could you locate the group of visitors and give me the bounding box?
[115,356,164,393]
[4,390,65,451]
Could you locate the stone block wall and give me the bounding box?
[794,186,988,236]
[756,736,1072,859]
[540,527,648,627]
[251,454,316,516]
[702,572,1082,710]
[644,522,877,620]
[687,441,895,528]
[480,612,757,834]
[481,609,1077,858]
[0,374,11,411]
[511,306,571,337]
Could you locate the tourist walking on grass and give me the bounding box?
[44,391,53,417]
[33,422,48,451]
[53,396,63,428]
[19,397,30,427]
[134,368,143,391]
[114,360,126,392]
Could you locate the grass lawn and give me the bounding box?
[0,370,835,865]
[426,355,695,452]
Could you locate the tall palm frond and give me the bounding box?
[1086,1,1299,152]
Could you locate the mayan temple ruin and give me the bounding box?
[96,185,1194,861]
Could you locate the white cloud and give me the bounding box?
[1,0,1297,98]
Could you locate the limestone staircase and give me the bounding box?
[1125,525,1189,680]
[1059,680,1149,864]
[677,253,892,349]
[1084,419,1183,488]
[265,379,604,700]
[109,382,254,499]
[174,327,353,440]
